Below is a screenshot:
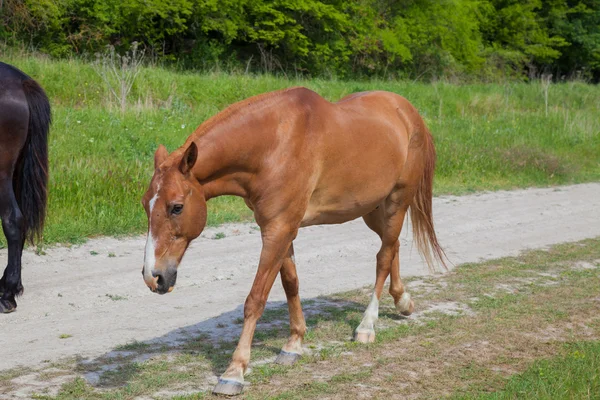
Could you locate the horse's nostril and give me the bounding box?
[152,271,165,287]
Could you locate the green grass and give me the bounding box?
[455,341,600,400]
[3,48,599,246]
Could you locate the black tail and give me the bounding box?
[14,79,51,244]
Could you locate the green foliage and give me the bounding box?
[484,0,567,63]
[1,0,599,79]
[544,0,600,78]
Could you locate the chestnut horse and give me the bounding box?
[0,62,50,313]
[142,87,446,395]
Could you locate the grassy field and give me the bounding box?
[1,237,598,399]
[2,48,599,246]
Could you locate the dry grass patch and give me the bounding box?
[1,239,599,399]
[243,239,600,399]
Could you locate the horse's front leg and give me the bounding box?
[213,222,297,396]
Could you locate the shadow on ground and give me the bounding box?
[73,292,396,393]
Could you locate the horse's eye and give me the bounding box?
[171,204,184,215]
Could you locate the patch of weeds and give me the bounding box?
[0,366,31,384]
[105,294,127,301]
[213,232,226,240]
[329,369,372,383]
[560,268,598,280]
[98,362,141,387]
[252,346,281,361]
[261,307,289,323]
[37,369,73,382]
[315,346,343,361]
[375,321,422,342]
[115,340,151,351]
[172,393,208,400]
[248,364,287,384]
[500,146,573,179]
[89,251,98,256]
[108,252,116,258]
[254,327,283,342]
[328,288,367,302]
[35,244,47,256]
[182,337,234,371]
[59,334,72,339]
[31,377,96,399]
[453,341,600,399]
[259,381,336,400]
[469,293,523,311]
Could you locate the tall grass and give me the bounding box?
[3,51,599,246]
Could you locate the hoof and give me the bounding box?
[0,299,16,314]
[275,350,301,366]
[213,379,244,396]
[395,292,414,316]
[354,329,375,343]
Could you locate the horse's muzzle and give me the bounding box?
[143,267,177,294]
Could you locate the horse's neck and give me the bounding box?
[191,120,265,201]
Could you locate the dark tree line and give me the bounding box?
[2,0,599,80]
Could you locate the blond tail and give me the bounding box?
[409,130,448,272]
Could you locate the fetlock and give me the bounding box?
[0,296,17,313]
[395,292,414,316]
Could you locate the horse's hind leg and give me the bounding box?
[0,178,25,313]
[390,245,414,315]
[275,243,306,365]
[355,196,410,343]
[0,82,29,312]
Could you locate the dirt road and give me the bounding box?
[1,183,599,372]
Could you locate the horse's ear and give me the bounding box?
[179,142,198,175]
[154,145,168,169]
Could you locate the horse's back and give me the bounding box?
[0,61,31,84]
[317,90,422,179]
[0,62,29,110]
[336,90,425,130]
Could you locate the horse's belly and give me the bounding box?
[300,189,388,227]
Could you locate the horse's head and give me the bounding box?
[141,142,206,294]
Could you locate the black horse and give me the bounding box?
[0,62,50,313]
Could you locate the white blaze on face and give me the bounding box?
[143,192,159,282]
